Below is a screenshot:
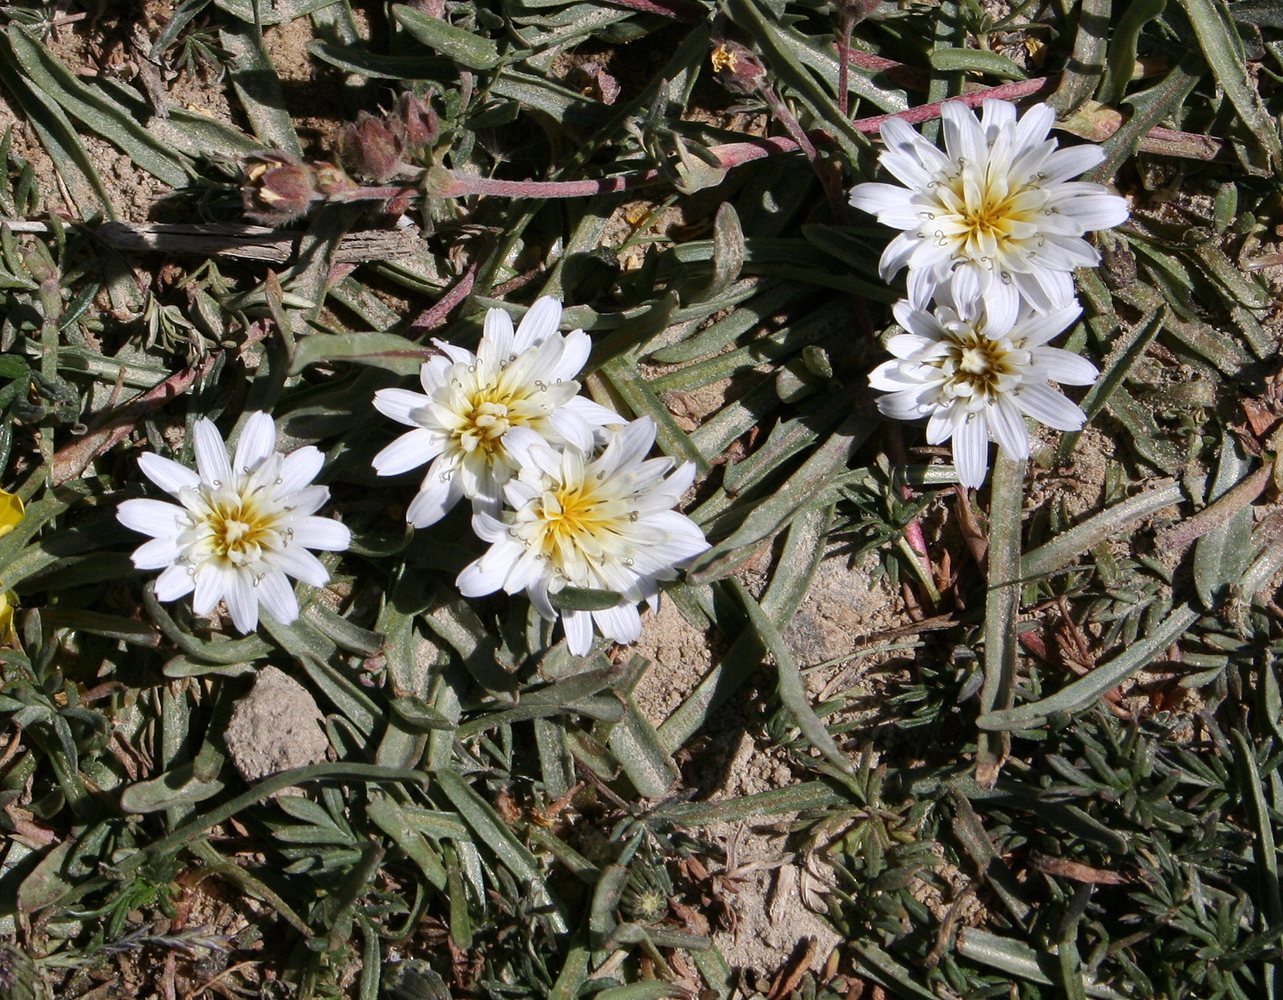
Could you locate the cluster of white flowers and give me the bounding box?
[119,299,709,656]
[372,297,709,655]
[849,99,1129,487]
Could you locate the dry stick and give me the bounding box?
[52,353,218,485]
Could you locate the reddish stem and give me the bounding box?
[54,354,218,485]
[408,258,480,332]
[357,77,1060,206]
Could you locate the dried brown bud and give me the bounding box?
[338,111,404,183]
[709,40,765,96]
[393,92,439,151]
[241,151,318,225]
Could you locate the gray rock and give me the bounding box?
[224,666,329,792]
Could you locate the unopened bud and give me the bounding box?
[339,111,403,182]
[241,151,317,225]
[314,161,357,197]
[393,92,439,151]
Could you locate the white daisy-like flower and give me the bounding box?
[868,283,1099,489]
[849,99,1130,328]
[372,296,623,528]
[456,417,709,656]
[117,412,351,634]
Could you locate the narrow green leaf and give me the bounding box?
[1174,0,1282,170]
[393,5,504,70]
[434,768,568,933]
[220,21,303,157]
[607,696,678,797]
[6,28,188,187]
[1100,0,1167,103]
[1192,436,1254,609]
[1048,0,1110,111]
[930,45,1029,80]
[977,454,1024,786]
[730,578,853,774]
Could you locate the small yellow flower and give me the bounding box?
[0,488,25,643]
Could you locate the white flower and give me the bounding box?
[372,296,623,528]
[456,417,709,656]
[117,412,351,634]
[849,99,1129,327]
[868,284,1099,489]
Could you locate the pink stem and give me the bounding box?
[54,354,218,485]
[408,258,480,332]
[421,78,1058,203]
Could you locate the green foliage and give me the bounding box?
[0,0,1277,996]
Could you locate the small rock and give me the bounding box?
[224,667,329,793]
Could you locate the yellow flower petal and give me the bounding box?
[0,591,13,644]
[0,489,23,540]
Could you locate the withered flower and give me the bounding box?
[241,151,318,225]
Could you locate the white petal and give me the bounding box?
[952,413,991,489]
[192,564,229,616]
[269,545,332,587]
[1041,143,1105,184]
[406,465,465,527]
[138,453,199,494]
[562,609,594,656]
[225,571,259,634]
[592,603,642,646]
[515,296,563,351]
[980,98,1016,133]
[1032,347,1099,386]
[153,563,195,601]
[131,535,184,571]
[292,516,351,552]
[483,305,517,360]
[286,485,330,518]
[233,412,277,473]
[547,408,594,452]
[1014,102,1056,150]
[1015,382,1087,432]
[879,232,921,282]
[988,397,1030,459]
[980,278,1021,333]
[906,260,945,309]
[373,428,444,476]
[192,418,233,486]
[373,388,430,427]
[278,446,326,493]
[563,394,625,428]
[117,498,185,539]
[258,571,300,624]
[554,329,592,379]
[457,552,508,597]
[869,361,927,392]
[1009,304,1081,347]
[848,182,917,227]
[876,386,936,421]
[941,101,985,164]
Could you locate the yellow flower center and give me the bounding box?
[537,483,608,554]
[206,494,281,567]
[458,397,513,454]
[941,332,1015,398]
